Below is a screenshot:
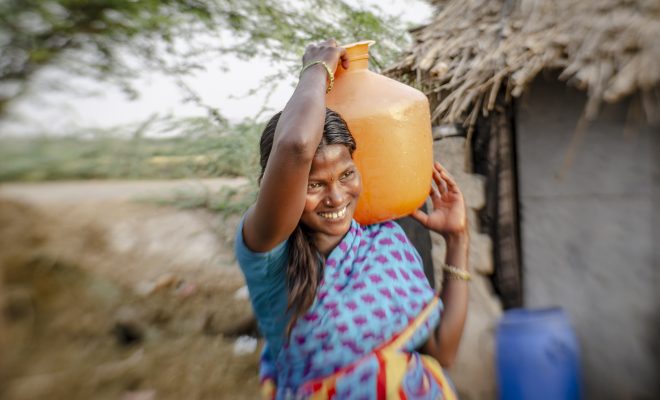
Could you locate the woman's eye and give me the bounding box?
[308,182,321,189]
[341,170,354,180]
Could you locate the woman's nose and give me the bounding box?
[325,184,345,207]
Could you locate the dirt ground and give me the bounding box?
[0,179,262,400]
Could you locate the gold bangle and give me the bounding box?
[442,264,471,281]
[300,60,334,93]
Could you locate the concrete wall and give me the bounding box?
[515,75,660,399]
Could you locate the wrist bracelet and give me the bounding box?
[442,264,471,281]
[300,60,334,93]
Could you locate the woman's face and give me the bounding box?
[300,144,362,241]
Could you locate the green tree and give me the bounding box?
[0,0,414,121]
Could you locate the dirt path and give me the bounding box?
[0,178,248,276]
[0,179,260,400]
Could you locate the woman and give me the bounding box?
[235,39,469,399]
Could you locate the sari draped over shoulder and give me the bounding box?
[260,220,451,399]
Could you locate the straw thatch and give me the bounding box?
[386,0,660,128]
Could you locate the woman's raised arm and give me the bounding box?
[242,40,349,252]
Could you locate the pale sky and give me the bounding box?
[1,1,433,136]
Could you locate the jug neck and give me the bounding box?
[347,59,368,71]
[337,40,374,74]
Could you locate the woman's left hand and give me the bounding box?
[411,162,467,239]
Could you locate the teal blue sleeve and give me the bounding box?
[234,216,289,359]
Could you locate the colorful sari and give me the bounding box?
[257,220,456,399]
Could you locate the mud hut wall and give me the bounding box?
[515,74,660,399]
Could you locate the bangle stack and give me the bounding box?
[300,60,334,93]
[442,264,471,281]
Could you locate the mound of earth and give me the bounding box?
[0,197,260,400]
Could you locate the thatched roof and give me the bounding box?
[386,0,660,128]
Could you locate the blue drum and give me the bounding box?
[496,308,582,400]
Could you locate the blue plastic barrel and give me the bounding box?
[496,307,582,400]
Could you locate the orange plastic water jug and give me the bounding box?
[326,40,433,225]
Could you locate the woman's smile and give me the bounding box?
[317,204,349,220]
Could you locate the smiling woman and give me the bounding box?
[257,108,360,257]
[235,39,469,399]
[301,142,362,253]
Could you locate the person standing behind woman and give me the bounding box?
[235,39,470,399]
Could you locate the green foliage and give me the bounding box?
[0,114,265,217]
[1,0,213,113]
[0,1,421,217]
[150,183,258,219]
[217,0,409,69]
[0,0,414,119]
[0,116,262,182]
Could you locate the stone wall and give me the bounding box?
[432,136,502,399]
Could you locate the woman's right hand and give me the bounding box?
[302,39,350,74]
[410,162,467,240]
